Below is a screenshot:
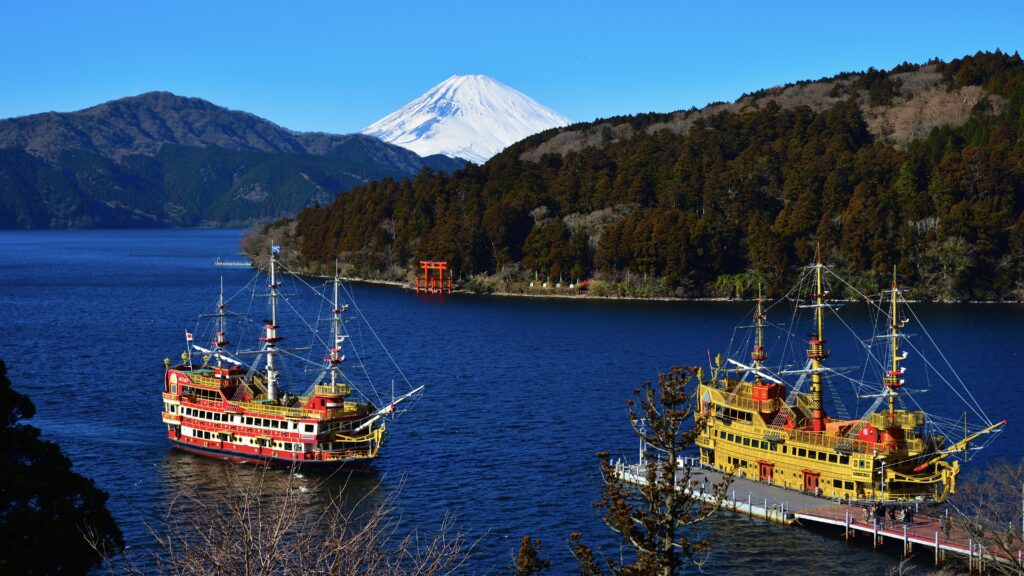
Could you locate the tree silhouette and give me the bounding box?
[0,359,123,574]
[571,367,732,575]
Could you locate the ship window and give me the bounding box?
[781,446,787,454]
[798,448,806,458]
[284,442,293,451]
[760,441,768,449]
[245,417,252,425]
[840,456,850,465]
[828,454,837,463]
[742,438,750,446]
[304,424,314,433]
[817,452,826,461]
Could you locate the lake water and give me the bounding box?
[0,229,1019,574]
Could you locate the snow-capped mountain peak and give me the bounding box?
[362,75,570,164]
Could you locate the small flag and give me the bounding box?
[185,332,194,342]
[271,244,281,254]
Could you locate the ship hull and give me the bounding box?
[169,439,373,470]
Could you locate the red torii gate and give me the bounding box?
[416,261,451,294]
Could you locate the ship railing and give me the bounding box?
[228,399,361,419]
[187,373,226,389]
[181,396,230,411]
[795,394,814,415]
[313,384,350,397]
[249,376,268,397]
[228,401,319,419]
[867,410,926,430]
[902,437,925,453]
[789,429,877,454]
[709,393,782,413]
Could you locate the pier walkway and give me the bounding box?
[615,459,1023,572]
[797,504,1022,571]
[615,458,834,525]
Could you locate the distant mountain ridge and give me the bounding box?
[0,92,464,228]
[363,75,570,163]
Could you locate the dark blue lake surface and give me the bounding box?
[0,229,1020,574]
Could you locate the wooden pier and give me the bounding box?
[616,459,1023,573]
[616,459,836,525]
[796,504,1022,572]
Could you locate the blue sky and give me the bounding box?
[2,1,1022,133]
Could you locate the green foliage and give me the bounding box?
[0,359,123,574]
[0,145,464,229]
[852,67,903,106]
[514,535,550,576]
[292,51,1024,301]
[938,49,1024,95]
[570,367,731,575]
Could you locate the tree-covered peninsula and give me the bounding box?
[276,51,1024,301]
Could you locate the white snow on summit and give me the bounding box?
[362,75,570,164]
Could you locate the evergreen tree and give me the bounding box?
[571,367,731,575]
[0,359,123,574]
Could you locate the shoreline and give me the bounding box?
[268,266,1024,305]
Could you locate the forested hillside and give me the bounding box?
[288,51,1024,301]
[0,92,464,228]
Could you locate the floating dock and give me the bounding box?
[214,257,252,267]
[615,458,830,525]
[615,458,1022,572]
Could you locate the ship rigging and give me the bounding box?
[696,256,1004,502]
[161,245,422,467]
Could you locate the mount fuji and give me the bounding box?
[362,75,571,164]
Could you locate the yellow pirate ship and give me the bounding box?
[695,256,1004,503]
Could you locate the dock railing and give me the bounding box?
[614,456,799,524]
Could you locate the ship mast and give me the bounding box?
[328,268,345,386]
[214,277,230,369]
[263,244,282,401]
[751,284,767,372]
[884,267,906,424]
[807,249,830,432]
